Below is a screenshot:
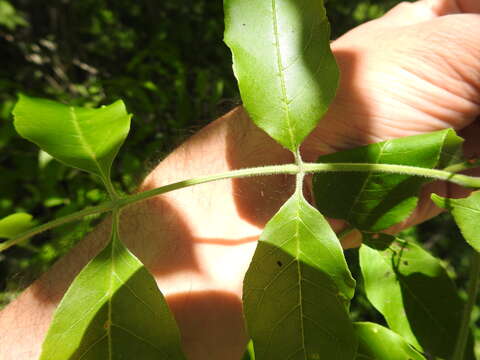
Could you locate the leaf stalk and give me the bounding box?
[3,161,480,252]
[452,251,480,360]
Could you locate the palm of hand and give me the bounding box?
[305,3,480,159]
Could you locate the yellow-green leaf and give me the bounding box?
[432,191,480,252]
[243,191,357,359]
[0,213,35,239]
[224,0,338,151]
[40,214,186,360]
[13,94,131,185]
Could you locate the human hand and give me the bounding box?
[304,0,480,243]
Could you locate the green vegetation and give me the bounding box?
[2,0,479,359]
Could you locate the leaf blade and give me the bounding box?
[0,213,35,239]
[313,129,463,231]
[224,0,339,151]
[39,214,186,360]
[12,94,131,183]
[354,322,425,360]
[359,234,474,359]
[243,192,357,359]
[432,191,480,252]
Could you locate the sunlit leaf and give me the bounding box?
[13,94,131,184]
[313,129,463,231]
[359,234,474,359]
[243,191,357,359]
[242,340,256,360]
[40,213,186,360]
[432,191,480,252]
[354,322,425,360]
[224,0,338,151]
[0,213,35,239]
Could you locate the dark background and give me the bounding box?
[0,0,477,356]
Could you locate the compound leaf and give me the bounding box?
[40,213,185,360]
[243,191,357,359]
[359,234,474,359]
[313,129,462,231]
[0,213,35,239]
[354,322,425,360]
[13,94,131,185]
[224,0,338,151]
[432,191,480,252]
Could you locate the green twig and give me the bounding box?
[302,163,480,188]
[3,161,480,252]
[452,251,480,360]
[444,159,480,174]
[293,148,305,196]
[0,201,115,252]
[116,164,299,208]
[337,226,355,241]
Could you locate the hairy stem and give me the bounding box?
[293,148,305,195]
[452,251,480,360]
[443,159,480,174]
[2,161,480,252]
[0,201,115,252]
[302,163,480,187]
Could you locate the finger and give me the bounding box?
[374,1,439,26]
[421,0,480,14]
[457,0,480,12]
[420,0,462,15]
[380,0,480,28]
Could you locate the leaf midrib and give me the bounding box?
[69,107,108,181]
[378,245,448,338]
[346,143,386,221]
[294,197,307,360]
[271,0,295,149]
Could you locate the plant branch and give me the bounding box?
[3,161,480,252]
[452,251,480,360]
[0,201,115,252]
[302,162,480,188]
[116,164,300,208]
[443,159,480,173]
[293,148,305,195]
[0,164,298,252]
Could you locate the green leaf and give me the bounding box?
[243,191,357,359]
[354,322,425,360]
[224,0,339,151]
[0,213,35,239]
[432,191,480,252]
[0,0,28,30]
[243,340,256,360]
[12,94,131,185]
[40,213,186,360]
[313,129,463,231]
[359,234,474,359]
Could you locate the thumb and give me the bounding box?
[421,0,480,14]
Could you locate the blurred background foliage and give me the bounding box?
[0,0,477,356]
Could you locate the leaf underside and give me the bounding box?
[354,322,425,360]
[313,129,463,232]
[432,191,480,252]
[224,0,339,151]
[0,212,35,239]
[13,94,131,183]
[359,234,475,359]
[243,191,357,359]
[39,218,185,360]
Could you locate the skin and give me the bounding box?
[0,0,479,359]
